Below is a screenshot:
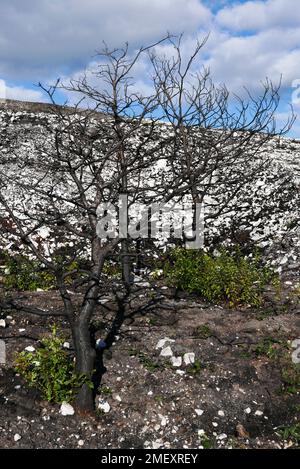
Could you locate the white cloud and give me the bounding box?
[0,0,211,80]
[199,22,300,93]
[216,0,300,32]
[0,79,45,102]
[0,0,299,137]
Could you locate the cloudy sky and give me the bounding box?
[0,0,299,136]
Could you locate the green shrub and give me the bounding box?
[165,248,276,307]
[3,254,54,291]
[253,337,288,359]
[278,423,300,443]
[3,253,88,291]
[281,363,300,394]
[14,326,93,403]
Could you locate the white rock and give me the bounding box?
[0,319,6,328]
[255,410,263,416]
[212,422,218,427]
[217,433,227,440]
[156,337,175,349]
[176,370,185,375]
[78,440,84,446]
[63,342,70,349]
[218,410,225,417]
[160,346,173,357]
[25,346,35,352]
[183,352,195,365]
[195,409,204,416]
[152,439,164,449]
[170,356,182,367]
[98,400,111,413]
[159,414,168,427]
[38,227,50,239]
[98,298,109,304]
[244,407,251,414]
[14,434,22,442]
[59,402,75,416]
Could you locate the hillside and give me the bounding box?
[0,98,299,267]
[0,99,299,450]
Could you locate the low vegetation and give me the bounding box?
[278,424,300,444]
[165,248,278,307]
[3,254,54,291]
[14,326,93,403]
[1,252,87,291]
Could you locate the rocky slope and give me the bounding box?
[0,99,299,269]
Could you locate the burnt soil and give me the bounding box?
[0,284,300,449]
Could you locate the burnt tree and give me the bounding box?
[0,35,294,413]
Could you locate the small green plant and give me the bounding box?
[253,337,284,359]
[281,363,300,394]
[154,395,165,403]
[146,317,158,326]
[100,385,112,396]
[165,248,276,307]
[277,424,300,443]
[128,348,161,373]
[95,408,105,417]
[128,347,139,357]
[139,353,161,373]
[195,324,212,339]
[187,359,202,375]
[198,431,214,449]
[14,326,93,403]
[201,435,214,449]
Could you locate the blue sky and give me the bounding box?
[0,0,299,137]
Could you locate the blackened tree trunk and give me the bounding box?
[72,317,96,413]
[121,239,132,290]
